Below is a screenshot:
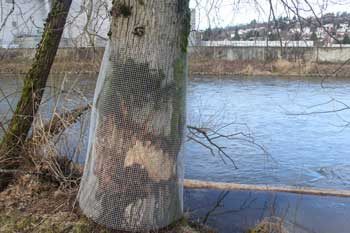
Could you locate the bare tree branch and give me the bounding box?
[0,0,15,33]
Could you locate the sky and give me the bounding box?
[189,0,350,29]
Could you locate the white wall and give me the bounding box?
[198,40,315,48]
[0,0,110,48]
[0,0,51,47]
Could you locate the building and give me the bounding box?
[323,23,334,32]
[316,27,325,39]
[0,0,109,48]
[337,23,349,37]
[189,9,199,46]
[190,8,196,31]
[0,0,51,48]
[303,27,311,35]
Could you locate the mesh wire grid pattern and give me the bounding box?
[78,2,188,227]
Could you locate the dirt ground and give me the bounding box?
[0,174,215,233]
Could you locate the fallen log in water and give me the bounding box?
[2,169,350,198]
[184,179,350,197]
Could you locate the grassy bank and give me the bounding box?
[1,55,350,78]
[189,58,350,78]
[0,173,287,233]
[0,173,215,233]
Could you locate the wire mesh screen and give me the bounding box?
[78,1,189,231]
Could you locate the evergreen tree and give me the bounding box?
[311,31,318,42]
[343,34,350,44]
[233,29,241,40]
[268,32,279,41]
[250,19,257,25]
[202,28,212,41]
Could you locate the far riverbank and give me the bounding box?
[1,47,350,77]
[189,59,350,78]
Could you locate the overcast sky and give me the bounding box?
[189,0,350,29]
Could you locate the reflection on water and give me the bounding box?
[185,189,350,233]
[1,74,350,232]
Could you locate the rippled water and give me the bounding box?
[0,73,350,189]
[186,76,350,189]
[1,74,350,232]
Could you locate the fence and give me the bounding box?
[198,40,315,48]
[197,40,350,48]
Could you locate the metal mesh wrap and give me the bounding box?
[79,0,190,231]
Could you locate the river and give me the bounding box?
[1,74,350,232]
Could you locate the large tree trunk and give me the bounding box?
[79,0,190,231]
[0,0,72,189]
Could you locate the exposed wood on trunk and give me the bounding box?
[0,0,72,190]
[184,179,350,197]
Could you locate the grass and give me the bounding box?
[0,210,99,233]
[3,54,350,78]
[0,173,215,233]
[189,57,350,77]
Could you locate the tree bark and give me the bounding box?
[0,0,72,189]
[79,0,190,231]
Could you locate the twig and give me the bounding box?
[0,0,15,33]
[187,125,238,168]
[202,191,229,224]
[28,104,90,142]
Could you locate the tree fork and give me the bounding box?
[0,0,72,189]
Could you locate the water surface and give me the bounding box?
[1,74,350,232]
[186,76,350,189]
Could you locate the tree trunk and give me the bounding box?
[0,0,72,189]
[79,0,190,231]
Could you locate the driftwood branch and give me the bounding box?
[1,167,349,198]
[184,179,350,197]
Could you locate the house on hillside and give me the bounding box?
[316,27,326,39]
[323,24,335,34]
[336,23,349,40]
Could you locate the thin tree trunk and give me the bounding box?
[79,0,190,231]
[0,0,72,189]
